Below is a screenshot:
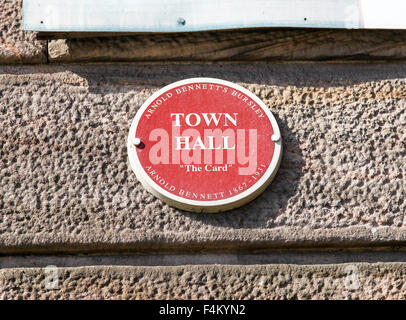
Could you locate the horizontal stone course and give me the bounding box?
[47,29,406,62]
[1,263,405,299]
[0,63,405,253]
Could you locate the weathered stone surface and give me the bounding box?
[1,263,405,299]
[48,29,406,62]
[0,0,46,64]
[0,63,405,253]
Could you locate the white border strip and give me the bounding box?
[24,0,406,32]
[24,0,364,32]
[360,0,406,29]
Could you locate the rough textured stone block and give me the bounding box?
[0,63,405,253]
[47,29,406,62]
[0,0,46,64]
[1,263,405,299]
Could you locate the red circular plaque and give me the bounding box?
[127,78,282,213]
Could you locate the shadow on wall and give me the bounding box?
[12,61,406,95]
[181,112,304,229]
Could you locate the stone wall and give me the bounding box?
[0,0,406,299]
